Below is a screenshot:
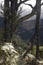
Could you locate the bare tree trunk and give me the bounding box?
[4,0,18,42]
[10,0,18,41]
[4,0,11,42]
[10,0,16,40]
[35,0,41,59]
[21,0,41,59]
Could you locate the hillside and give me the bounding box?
[0,17,43,45]
[16,19,43,45]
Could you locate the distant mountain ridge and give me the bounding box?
[0,17,43,45]
[16,19,43,45]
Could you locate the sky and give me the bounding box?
[0,0,43,19]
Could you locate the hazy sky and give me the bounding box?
[0,0,43,19]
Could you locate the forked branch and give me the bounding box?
[18,0,29,7]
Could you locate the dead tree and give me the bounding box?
[21,0,42,59]
[4,0,30,42]
[35,0,41,59]
[4,0,10,42]
[0,0,43,42]
[4,0,39,42]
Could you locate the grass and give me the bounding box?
[31,45,43,59]
[39,46,43,50]
[12,34,43,58]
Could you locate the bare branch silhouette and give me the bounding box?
[18,0,29,7]
[17,5,37,22]
[24,3,34,9]
[41,3,43,6]
[0,11,3,14]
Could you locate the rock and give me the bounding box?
[37,60,43,65]
[24,54,43,65]
[0,50,7,65]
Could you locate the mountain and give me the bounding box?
[0,17,43,45]
[16,19,43,45]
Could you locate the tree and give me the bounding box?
[4,0,10,42]
[4,0,30,42]
[35,0,41,59]
[0,0,43,58]
[4,0,40,42]
[0,1,43,63]
[21,0,43,59]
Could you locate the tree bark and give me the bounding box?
[4,0,11,42]
[35,0,41,59]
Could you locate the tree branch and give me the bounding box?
[17,10,36,23]
[0,11,3,14]
[21,31,37,58]
[18,0,29,7]
[24,3,33,9]
[41,3,43,6]
[17,4,37,22]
